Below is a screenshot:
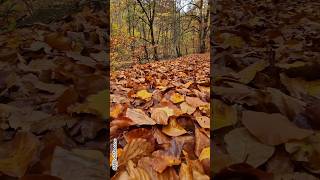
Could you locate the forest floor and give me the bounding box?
[110,53,211,179]
[0,3,108,180]
[212,0,320,179]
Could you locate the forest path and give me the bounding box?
[110,53,211,178]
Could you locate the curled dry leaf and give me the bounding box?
[162,118,187,137]
[118,138,154,166]
[195,116,210,129]
[213,99,237,130]
[0,132,40,177]
[242,111,313,146]
[224,128,275,167]
[126,108,156,125]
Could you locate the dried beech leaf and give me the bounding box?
[0,132,40,177]
[180,102,196,115]
[199,147,210,161]
[185,97,207,108]
[170,93,185,103]
[118,138,153,166]
[237,60,269,84]
[69,89,108,118]
[179,163,193,180]
[51,147,107,180]
[225,128,275,167]
[111,104,124,119]
[195,116,210,129]
[242,111,313,146]
[195,128,209,157]
[126,108,156,125]
[213,99,237,130]
[136,89,153,100]
[162,118,187,137]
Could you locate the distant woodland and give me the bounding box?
[111,0,209,68]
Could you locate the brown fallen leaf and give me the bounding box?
[0,132,40,177]
[150,107,174,125]
[195,116,210,129]
[150,140,182,173]
[242,111,313,146]
[51,147,107,180]
[126,108,156,125]
[195,128,210,157]
[118,138,154,166]
[179,163,193,180]
[224,128,275,167]
[180,102,196,115]
[162,118,187,137]
[185,96,208,108]
[236,60,269,84]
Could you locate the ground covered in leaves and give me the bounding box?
[0,5,108,180]
[110,53,210,179]
[212,0,320,179]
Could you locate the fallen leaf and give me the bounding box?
[237,60,269,84]
[162,118,187,137]
[242,111,313,146]
[136,89,153,100]
[170,93,185,104]
[118,138,153,166]
[199,147,210,161]
[51,147,107,180]
[225,128,275,167]
[180,102,196,115]
[0,132,40,177]
[126,108,156,125]
[185,96,208,108]
[195,116,210,129]
[213,99,237,130]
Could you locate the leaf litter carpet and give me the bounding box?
[110,53,210,179]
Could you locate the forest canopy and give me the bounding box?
[111,0,209,69]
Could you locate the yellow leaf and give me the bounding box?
[237,60,269,84]
[199,147,210,161]
[213,99,237,130]
[170,93,185,103]
[110,104,123,119]
[136,89,152,100]
[69,90,108,119]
